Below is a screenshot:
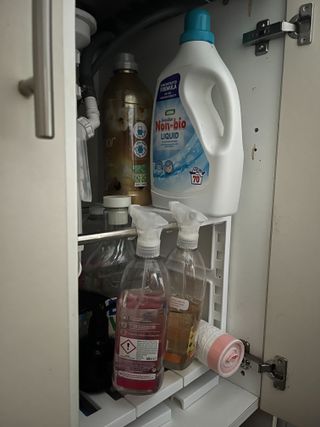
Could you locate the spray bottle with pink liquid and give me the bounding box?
[113,205,170,394]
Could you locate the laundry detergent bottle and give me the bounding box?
[151,8,243,217]
[113,205,169,394]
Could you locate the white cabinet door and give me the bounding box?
[0,1,78,426]
[261,1,320,426]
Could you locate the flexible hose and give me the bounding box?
[79,31,114,97]
[92,6,187,76]
[79,6,194,107]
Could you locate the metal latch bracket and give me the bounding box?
[241,340,288,391]
[242,3,313,56]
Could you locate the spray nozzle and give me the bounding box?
[129,205,168,258]
[169,201,207,249]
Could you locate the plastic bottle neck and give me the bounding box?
[108,223,130,232]
[136,244,160,259]
[177,234,199,251]
[177,40,215,57]
[103,207,130,231]
[176,244,199,253]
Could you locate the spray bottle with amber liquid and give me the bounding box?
[164,201,207,370]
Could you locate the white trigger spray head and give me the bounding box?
[129,205,168,258]
[169,201,207,250]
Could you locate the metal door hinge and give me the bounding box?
[242,3,313,56]
[241,340,288,391]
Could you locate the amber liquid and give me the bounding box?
[101,70,152,206]
[164,297,202,370]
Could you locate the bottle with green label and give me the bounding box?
[101,52,152,206]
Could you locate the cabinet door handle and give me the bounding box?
[18,0,54,139]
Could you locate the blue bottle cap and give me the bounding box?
[180,8,215,45]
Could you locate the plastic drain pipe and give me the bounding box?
[77,96,100,140]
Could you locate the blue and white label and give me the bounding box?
[133,122,147,139]
[153,73,209,192]
[133,140,148,158]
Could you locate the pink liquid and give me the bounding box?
[113,289,167,394]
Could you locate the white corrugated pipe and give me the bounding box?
[76,95,100,277]
[77,120,92,203]
[77,96,100,140]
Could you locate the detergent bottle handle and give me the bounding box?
[211,62,242,153]
[182,54,241,157]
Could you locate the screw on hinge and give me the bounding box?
[252,144,258,160]
[255,42,269,55]
[240,339,252,371]
[241,358,252,371]
[241,339,251,354]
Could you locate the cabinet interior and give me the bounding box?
[76,0,286,425]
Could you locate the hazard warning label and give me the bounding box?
[120,338,136,355]
[119,336,159,361]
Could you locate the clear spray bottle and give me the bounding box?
[113,205,170,394]
[164,201,207,370]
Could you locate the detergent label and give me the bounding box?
[153,73,209,192]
